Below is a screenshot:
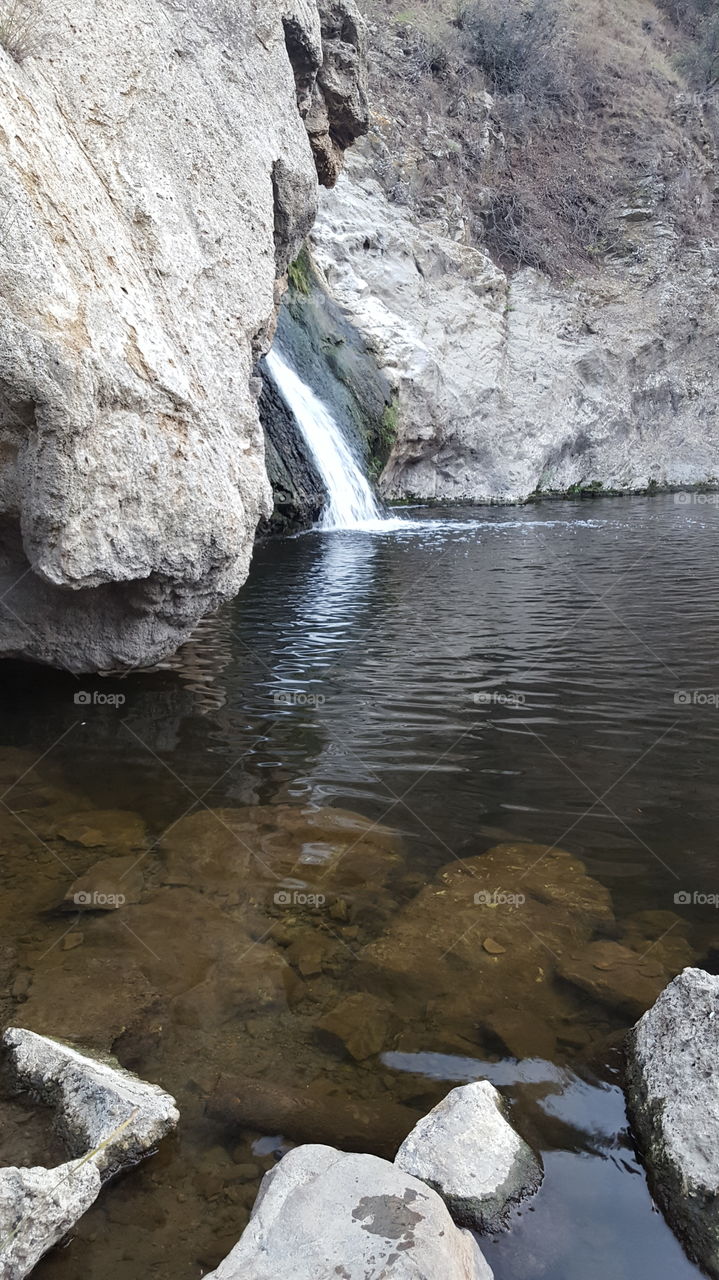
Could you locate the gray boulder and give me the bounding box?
[205,1143,493,1279]
[0,1160,100,1280]
[3,1027,179,1176]
[0,1028,179,1277]
[626,967,719,1278]
[395,1081,543,1232]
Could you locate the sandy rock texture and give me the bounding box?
[0,0,366,671]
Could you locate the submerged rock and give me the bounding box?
[18,955,158,1050]
[160,804,403,901]
[204,1144,493,1279]
[0,1028,178,1277]
[625,968,719,1278]
[315,992,393,1061]
[557,939,686,1019]
[208,1076,418,1160]
[54,811,147,852]
[63,855,144,912]
[394,1081,543,1233]
[356,842,614,1048]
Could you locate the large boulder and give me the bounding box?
[0,0,367,672]
[625,968,719,1278]
[395,1081,543,1232]
[204,1144,493,1279]
[0,1028,178,1277]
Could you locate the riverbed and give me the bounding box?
[1,494,716,1278]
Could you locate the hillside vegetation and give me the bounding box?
[362,0,719,274]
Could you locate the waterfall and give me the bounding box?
[265,349,384,530]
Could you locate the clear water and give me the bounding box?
[265,349,384,529]
[1,495,716,1278]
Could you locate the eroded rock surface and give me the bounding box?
[204,1144,493,1279]
[625,968,719,1278]
[312,144,719,501]
[395,1081,542,1232]
[0,1159,101,1280]
[0,0,367,672]
[3,1028,179,1175]
[0,1028,178,1278]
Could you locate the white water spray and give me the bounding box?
[266,349,384,530]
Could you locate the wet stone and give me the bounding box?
[54,810,147,852]
[356,843,615,1045]
[315,992,394,1062]
[557,940,683,1019]
[395,1080,543,1232]
[63,856,144,911]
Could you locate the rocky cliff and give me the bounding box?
[307,0,719,502]
[0,0,367,671]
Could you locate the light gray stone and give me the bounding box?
[625,967,719,1279]
[0,1160,101,1280]
[0,1028,178,1276]
[395,1081,542,1232]
[205,1143,493,1279]
[2,1027,179,1177]
[0,0,366,672]
[313,147,719,503]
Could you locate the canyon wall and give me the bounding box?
[0,0,366,671]
[308,2,719,502]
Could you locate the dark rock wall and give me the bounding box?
[259,248,394,535]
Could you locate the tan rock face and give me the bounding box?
[0,0,367,672]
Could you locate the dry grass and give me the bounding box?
[0,0,49,63]
[361,0,718,275]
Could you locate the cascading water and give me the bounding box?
[265,349,385,530]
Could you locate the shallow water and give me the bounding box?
[1,494,717,1278]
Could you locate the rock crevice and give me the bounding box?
[0,0,367,672]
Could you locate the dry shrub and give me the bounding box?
[365,0,717,277]
[0,0,49,63]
